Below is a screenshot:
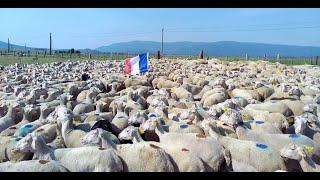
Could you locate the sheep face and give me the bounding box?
[14,134,34,153]
[288,86,303,97]
[118,126,137,141]
[219,109,243,129]
[141,119,156,131]
[128,111,147,126]
[81,129,101,145]
[254,81,264,89]
[294,116,307,134]
[280,83,291,93]
[279,143,304,161]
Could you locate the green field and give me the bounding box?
[0,54,318,66]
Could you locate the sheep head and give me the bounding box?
[13,134,34,153]
[128,110,148,126]
[293,116,308,134]
[288,86,303,97]
[118,126,138,141]
[81,128,102,146]
[279,143,306,161]
[219,109,243,129]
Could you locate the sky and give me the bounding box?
[0,8,319,49]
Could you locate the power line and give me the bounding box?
[166,25,320,33]
[165,20,320,30]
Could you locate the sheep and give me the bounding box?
[294,115,320,143]
[0,160,69,172]
[181,83,202,95]
[202,91,228,107]
[0,105,35,136]
[280,143,320,172]
[82,128,175,172]
[14,105,53,137]
[56,106,89,148]
[200,87,227,104]
[128,110,148,127]
[0,102,21,133]
[47,135,66,149]
[117,126,208,172]
[279,99,305,116]
[84,101,113,123]
[203,122,287,172]
[125,91,144,113]
[245,101,293,117]
[141,117,231,172]
[230,88,262,102]
[255,86,275,100]
[236,125,320,164]
[73,88,97,116]
[171,87,193,101]
[111,100,129,135]
[241,108,289,131]
[219,108,243,129]
[193,85,212,101]
[0,136,33,163]
[13,133,124,172]
[156,79,179,89]
[243,120,283,134]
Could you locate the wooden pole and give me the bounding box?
[199,50,204,59]
[161,28,164,56]
[49,32,52,55]
[316,56,319,66]
[157,50,161,59]
[7,38,10,53]
[245,53,248,61]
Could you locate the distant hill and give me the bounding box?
[0,41,47,52]
[0,41,30,50]
[1,40,320,57]
[96,41,320,57]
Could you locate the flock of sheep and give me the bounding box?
[0,58,320,172]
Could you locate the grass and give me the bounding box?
[0,54,317,66]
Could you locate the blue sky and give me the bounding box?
[0,8,319,49]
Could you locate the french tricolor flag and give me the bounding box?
[124,52,149,75]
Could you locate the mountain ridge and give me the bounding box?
[96,41,320,57]
[1,40,320,57]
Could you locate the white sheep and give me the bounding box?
[0,160,69,172]
[280,143,320,172]
[13,133,124,172]
[82,128,176,172]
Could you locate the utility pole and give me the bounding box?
[7,38,10,53]
[49,32,52,55]
[161,28,164,56]
[25,44,26,52]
